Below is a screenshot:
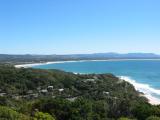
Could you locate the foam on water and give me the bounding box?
[120,76,160,105]
[19,60,160,105]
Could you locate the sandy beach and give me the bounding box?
[120,76,160,105]
[15,59,160,105]
[15,60,113,68]
[15,60,93,68]
[15,59,160,68]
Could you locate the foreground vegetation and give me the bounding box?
[0,65,160,120]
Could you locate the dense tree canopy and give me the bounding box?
[0,65,160,120]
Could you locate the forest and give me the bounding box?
[0,64,160,120]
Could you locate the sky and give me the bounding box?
[0,0,160,54]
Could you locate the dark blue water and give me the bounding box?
[33,60,160,101]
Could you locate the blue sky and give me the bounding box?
[0,0,160,54]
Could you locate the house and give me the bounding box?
[30,93,39,98]
[86,79,95,81]
[37,87,41,91]
[58,89,64,92]
[93,76,98,80]
[0,93,6,97]
[47,86,54,92]
[84,79,96,83]
[103,91,109,95]
[67,97,77,102]
[48,86,53,89]
[41,89,48,93]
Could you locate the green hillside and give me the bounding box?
[0,65,160,120]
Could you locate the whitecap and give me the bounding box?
[119,76,160,105]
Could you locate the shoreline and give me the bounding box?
[120,76,160,105]
[15,59,160,105]
[15,59,160,68]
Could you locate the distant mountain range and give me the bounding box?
[61,53,160,59]
[0,53,160,64]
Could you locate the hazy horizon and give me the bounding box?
[0,52,160,55]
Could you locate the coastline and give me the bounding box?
[120,76,160,105]
[15,59,160,68]
[15,60,92,68]
[15,59,160,105]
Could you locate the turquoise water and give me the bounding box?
[33,60,160,100]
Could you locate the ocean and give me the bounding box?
[33,60,160,104]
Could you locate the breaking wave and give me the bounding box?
[119,76,160,105]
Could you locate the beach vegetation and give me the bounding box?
[0,65,160,120]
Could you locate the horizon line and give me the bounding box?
[0,52,159,56]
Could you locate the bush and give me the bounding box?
[118,117,133,120]
[34,112,55,120]
[0,105,30,120]
[146,116,160,120]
